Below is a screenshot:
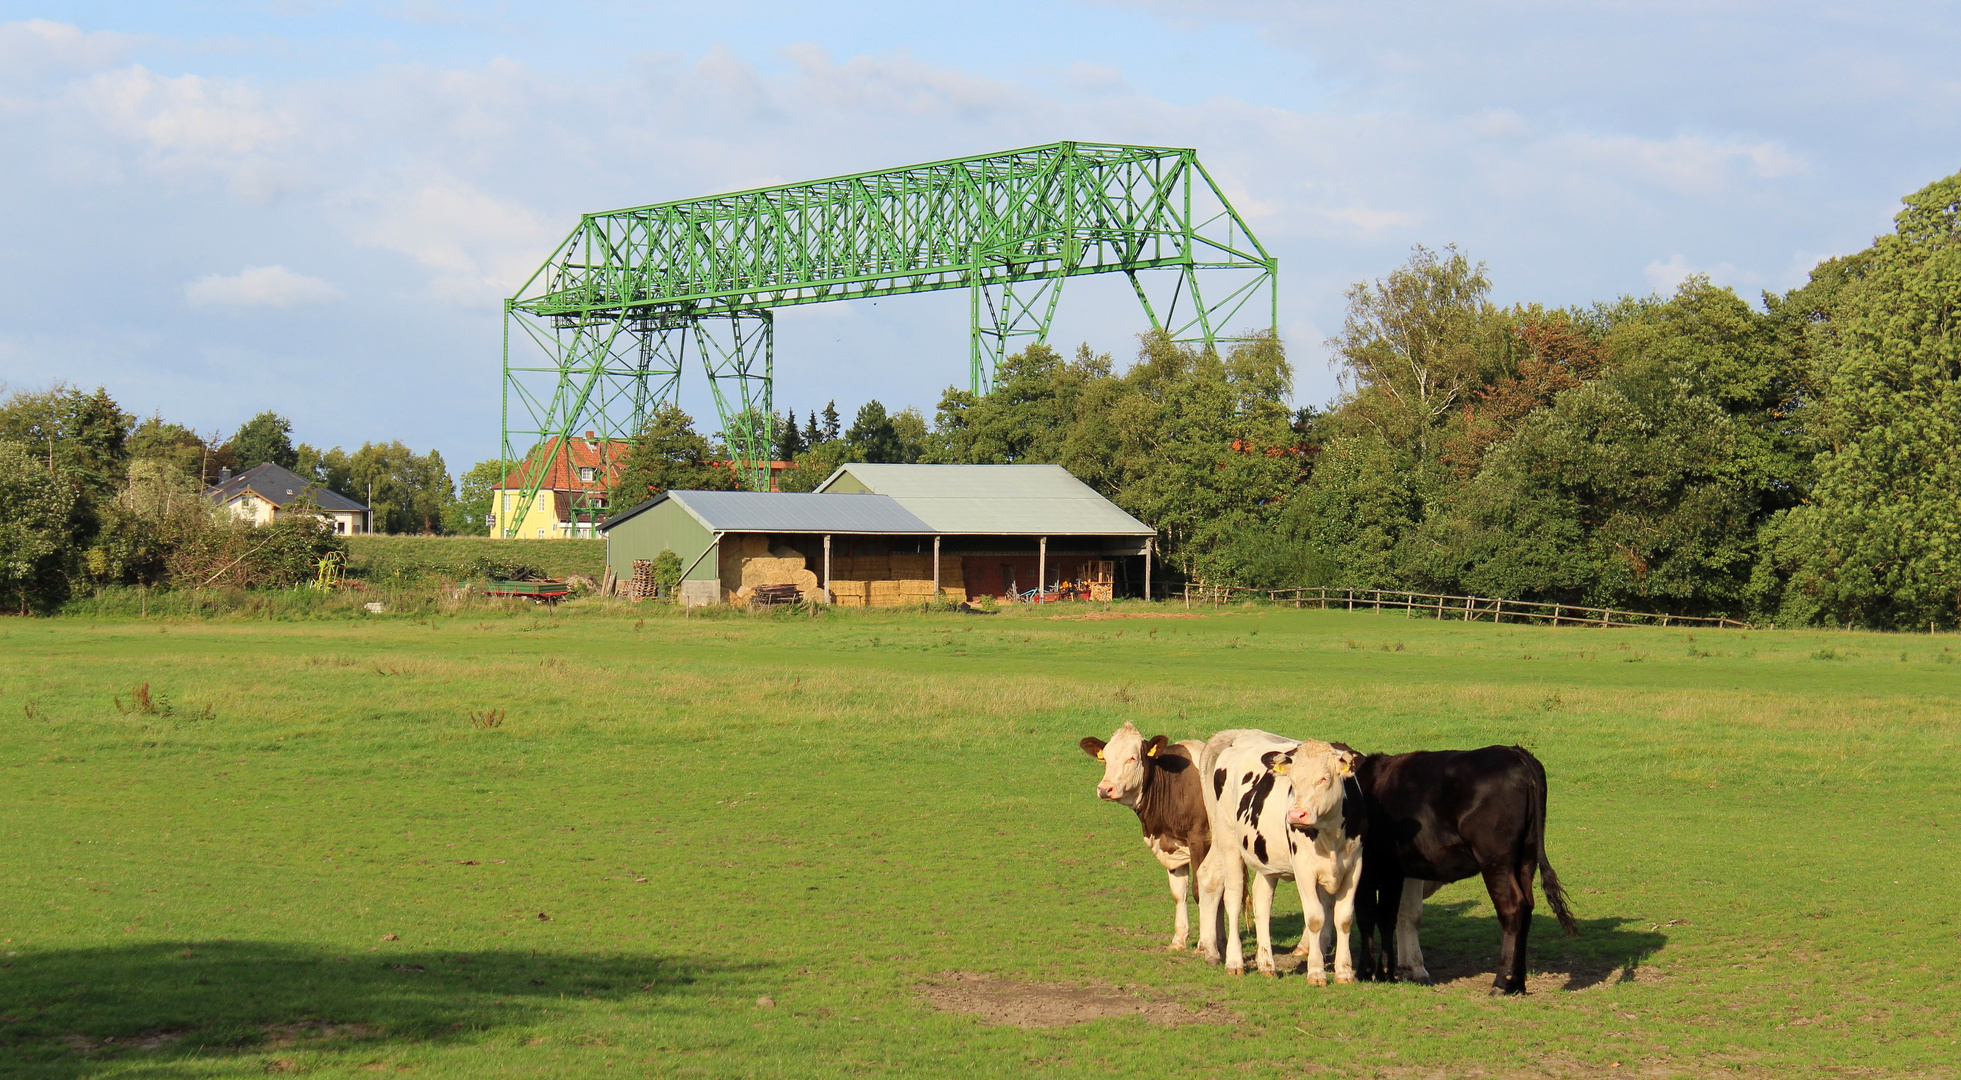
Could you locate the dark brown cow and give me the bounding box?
[1350,744,1578,994]
[1079,722,1218,953]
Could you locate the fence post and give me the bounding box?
[1464,595,1472,622]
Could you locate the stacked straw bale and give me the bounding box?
[718,534,822,606]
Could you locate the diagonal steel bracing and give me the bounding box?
[500,140,1274,528]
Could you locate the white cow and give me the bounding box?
[1201,729,1363,983]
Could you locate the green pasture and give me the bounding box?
[1,602,1957,1078]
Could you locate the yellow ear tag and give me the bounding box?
[1270,762,1290,776]
[1146,744,1160,757]
[1094,749,1104,761]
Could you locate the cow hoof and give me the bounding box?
[1166,943,1188,952]
[1307,973,1328,987]
[1335,973,1356,985]
[1225,966,1245,977]
[1290,946,1311,957]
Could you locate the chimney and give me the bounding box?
[219,467,231,483]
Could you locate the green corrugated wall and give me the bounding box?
[603,500,720,583]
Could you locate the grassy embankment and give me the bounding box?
[56,538,607,621]
[1,602,1956,1078]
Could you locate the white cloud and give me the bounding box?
[0,19,139,84]
[339,172,562,306]
[1642,254,1748,294]
[184,266,343,308]
[1326,206,1418,232]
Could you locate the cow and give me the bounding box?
[1078,722,1220,953]
[1349,745,1579,995]
[1200,729,1363,982]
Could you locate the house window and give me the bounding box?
[578,466,596,483]
[335,520,346,534]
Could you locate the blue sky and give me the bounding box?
[3,2,1957,472]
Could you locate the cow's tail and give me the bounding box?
[1520,747,1579,937]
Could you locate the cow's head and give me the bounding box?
[1264,745,1358,836]
[1078,722,1168,807]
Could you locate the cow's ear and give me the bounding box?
[1145,735,1168,758]
[1079,737,1107,761]
[1260,750,1292,776]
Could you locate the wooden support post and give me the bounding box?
[1464,595,1472,621]
[932,535,941,601]
[1144,538,1153,601]
[1038,536,1047,601]
[823,534,832,605]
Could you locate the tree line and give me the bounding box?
[0,394,459,611]
[615,168,1956,629]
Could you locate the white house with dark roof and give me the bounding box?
[206,463,372,535]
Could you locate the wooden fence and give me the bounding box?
[1181,584,1749,629]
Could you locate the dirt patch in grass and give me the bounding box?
[263,1021,380,1047]
[62,1030,186,1053]
[918,970,1233,1028]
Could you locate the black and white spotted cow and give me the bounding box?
[1200,729,1364,983]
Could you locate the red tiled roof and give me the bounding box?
[495,436,631,494]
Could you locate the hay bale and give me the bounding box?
[890,554,931,577]
[943,586,967,603]
[835,593,867,607]
[737,533,771,557]
[740,557,804,587]
[867,580,905,607]
[830,580,868,600]
[792,568,819,591]
[898,578,936,596]
[770,546,805,565]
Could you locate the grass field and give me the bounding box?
[2,601,1957,1078]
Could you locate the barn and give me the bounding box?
[601,464,1156,606]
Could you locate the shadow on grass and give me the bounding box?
[1417,899,1670,990]
[0,940,764,1074]
[1257,901,1668,990]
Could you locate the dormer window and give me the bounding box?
[578,467,597,483]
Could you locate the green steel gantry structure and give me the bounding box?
[499,141,1275,529]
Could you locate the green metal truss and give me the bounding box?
[500,140,1275,526]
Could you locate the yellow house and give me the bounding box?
[490,434,626,538]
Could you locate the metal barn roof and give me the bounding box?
[604,490,934,534]
[817,464,1154,536]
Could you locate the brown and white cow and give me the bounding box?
[1201,729,1363,982]
[1079,722,1220,953]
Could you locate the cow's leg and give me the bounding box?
[1251,871,1281,977]
[1166,865,1192,951]
[1395,877,1431,983]
[1331,862,1360,984]
[1195,848,1225,963]
[1481,864,1533,995]
[1353,870,1381,981]
[1378,871,1406,982]
[1220,845,1247,975]
[1288,874,1313,956]
[1301,881,1330,986]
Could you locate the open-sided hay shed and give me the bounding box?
[602,465,1156,606]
